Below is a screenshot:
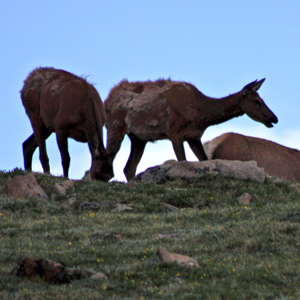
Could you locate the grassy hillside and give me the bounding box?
[0,168,300,299]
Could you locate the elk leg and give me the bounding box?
[56,131,70,178]
[34,127,52,174]
[107,138,123,161]
[106,125,127,161]
[23,134,38,171]
[187,138,208,161]
[124,133,146,181]
[38,139,50,174]
[171,138,186,161]
[26,115,52,173]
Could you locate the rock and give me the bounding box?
[11,257,70,283]
[160,203,179,212]
[7,173,48,201]
[132,164,173,183]
[102,232,123,241]
[111,204,133,213]
[79,202,101,210]
[157,247,199,268]
[79,202,114,210]
[163,159,178,165]
[267,175,283,183]
[288,184,300,195]
[133,160,265,183]
[53,180,74,195]
[237,193,252,205]
[11,257,107,283]
[156,233,179,239]
[67,194,77,205]
[92,232,123,242]
[90,272,108,280]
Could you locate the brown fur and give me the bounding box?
[204,132,300,182]
[105,78,278,181]
[21,67,113,181]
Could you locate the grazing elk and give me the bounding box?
[105,78,278,181]
[21,67,113,181]
[204,132,300,182]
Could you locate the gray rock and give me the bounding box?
[133,160,265,183]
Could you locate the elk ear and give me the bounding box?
[242,79,265,95]
[252,78,265,91]
[243,80,256,96]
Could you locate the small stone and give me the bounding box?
[90,272,108,280]
[161,203,179,212]
[79,202,101,210]
[111,204,133,213]
[103,232,123,240]
[288,184,300,195]
[156,233,179,239]
[53,180,74,195]
[237,193,252,205]
[68,194,77,205]
[157,247,199,268]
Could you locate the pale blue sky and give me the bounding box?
[1,1,299,181]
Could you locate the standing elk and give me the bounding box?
[105,78,278,181]
[204,132,300,182]
[21,67,113,181]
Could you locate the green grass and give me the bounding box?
[0,168,300,299]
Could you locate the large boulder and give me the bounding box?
[133,160,265,183]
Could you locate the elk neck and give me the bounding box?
[198,91,244,126]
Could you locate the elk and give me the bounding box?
[21,67,113,181]
[204,132,300,182]
[105,78,278,181]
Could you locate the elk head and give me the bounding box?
[241,79,278,128]
[90,149,114,181]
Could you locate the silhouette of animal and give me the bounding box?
[105,78,278,181]
[204,132,300,182]
[21,67,113,181]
